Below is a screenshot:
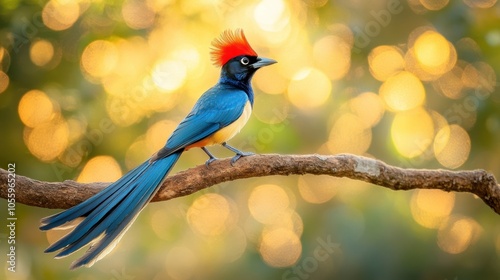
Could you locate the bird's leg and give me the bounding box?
[222,142,254,165]
[201,147,218,166]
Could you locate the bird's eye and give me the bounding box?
[240,57,250,65]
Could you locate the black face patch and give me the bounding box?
[223,55,259,81]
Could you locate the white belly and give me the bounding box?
[210,101,252,144]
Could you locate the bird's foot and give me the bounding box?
[205,157,217,167]
[202,147,218,167]
[222,142,254,166]
[230,151,254,166]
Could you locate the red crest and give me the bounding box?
[210,29,258,67]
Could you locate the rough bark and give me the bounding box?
[1,154,499,214]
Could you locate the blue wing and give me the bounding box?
[40,83,251,269]
[152,84,249,160]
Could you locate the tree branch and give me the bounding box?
[1,154,500,214]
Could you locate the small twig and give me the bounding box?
[1,154,499,214]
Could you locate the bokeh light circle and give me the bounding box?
[30,40,54,67]
[327,113,372,154]
[18,90,55,128]
[249,184,290,224]
[437,216,482,254]
[42,0,80,31]
[287,67,331,110]
[259,228,301,267]
[380,71,426,111]
[391,107,434,158]
[26,118,69,161]
[368,45,405,81]
[77,156,123,183]
[411,189,455,228]
[81,40,119,79]
[414,31,456,75]
[434,124,471,169]
[313,35,351,80]
[187,194,236,236]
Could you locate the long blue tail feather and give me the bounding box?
[44,163,150,253]
[52,167,158,257]
[40,151,182,269]
[39,161,150,231]
[68,164,170,269]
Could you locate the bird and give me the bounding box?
[39,29,276,269]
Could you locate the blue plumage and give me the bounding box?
[41,152,181,269]
[40,30,276,269]
[153,84,249,160]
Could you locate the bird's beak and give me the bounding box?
[251,57,277,69]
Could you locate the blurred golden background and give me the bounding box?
[0,0,499,279]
